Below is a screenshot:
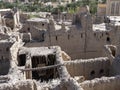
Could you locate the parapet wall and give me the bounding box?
[80,75,120,90]
[0,80,37,90]
[65,57,110,80]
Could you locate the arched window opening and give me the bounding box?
[42,23,44,27]
[106,37,110,42]
[90,70,95,76]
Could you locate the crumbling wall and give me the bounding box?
[10,37,24,67]
[104,45,116,63]
[65,57,110,80]
[80,75,120,90]
[0,80,37,90]
[53,46,82,90]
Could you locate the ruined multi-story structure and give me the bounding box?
[19,6,120,60]
[0,0,120,90]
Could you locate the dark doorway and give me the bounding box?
[18,54,26,66]
[90,70,95,79]
[40,31,45,42]
[111,48,116,57]
[32,55,58,81]
[106,37,110,43]
[32,56,46,80]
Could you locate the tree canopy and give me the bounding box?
[0,0,101,14]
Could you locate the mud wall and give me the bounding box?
[0,80,37,90]
[65,57,110,80]
[80,75,120,90]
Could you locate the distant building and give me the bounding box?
[106,0,120,16]
[97,4,106,16]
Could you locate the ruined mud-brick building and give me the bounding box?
[20,6,120,59]
[0,0,120,90]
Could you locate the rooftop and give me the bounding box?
[19,47,57,56]
[27,18,49,23]
[93,23,107,31]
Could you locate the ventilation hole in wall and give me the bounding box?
[56,36,58,41]
[106,32,109,35]
[99,69,104,74]
[106,37,110,42]
[28,28,30,32]
[1,56,3,60]
[90,70,95,76]
[42,23,44,26]
[81,33,83,38]
[68,35,70,40]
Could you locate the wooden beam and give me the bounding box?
[19,64,64,71]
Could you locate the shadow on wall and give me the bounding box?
[111,56,120,75]
[0,60,10,75]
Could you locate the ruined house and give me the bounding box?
[0,8,21,30]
